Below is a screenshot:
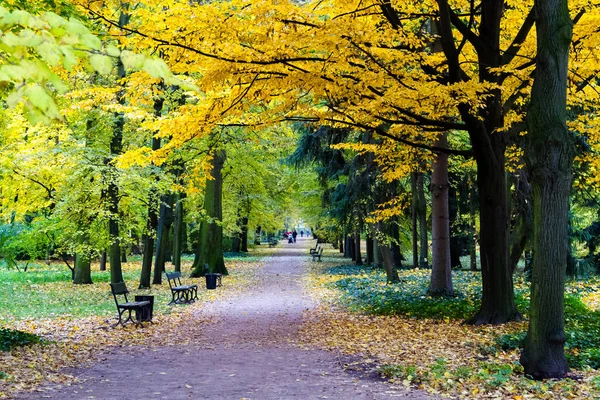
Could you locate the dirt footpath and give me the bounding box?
[19,239,433,399]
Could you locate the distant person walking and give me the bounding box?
[300,230,304,237]
[292,230,298,243]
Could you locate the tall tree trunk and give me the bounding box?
[449,177,462,269]
[366,235,374,265]
[107,127,123,284]
[411,172,419,268]
[140,98,163,288]
[521,0,573,378]
[469,179,478,271]
[107,8,129,285]
[390,217,403,268]
[99,251,107,271]
[355,228,362,266]
[467,147,519,324]
[191,149,228,276]
[173,192,184,272]
[417,173,428,268]
[429,135,453,295]
[153,193,175,284]
[240,216,249,252]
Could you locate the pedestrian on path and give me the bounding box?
[292,230,298,243]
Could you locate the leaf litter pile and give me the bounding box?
[298,260,600,399]
[0,257,263,399]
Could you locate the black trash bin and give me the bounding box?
[205,274,219,290]
[134,295,154,322]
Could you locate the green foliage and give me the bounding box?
[327,266,506,320]
[0,223,52,268]
[0,327,42,351]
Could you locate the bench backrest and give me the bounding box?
[165,271,183,289]
[318,247,323,255]
[110,282,130,305]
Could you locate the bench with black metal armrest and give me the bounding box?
[165,271,198,304]
[110,282,152,328]
[311,246,324,261]
[268,239,279,248]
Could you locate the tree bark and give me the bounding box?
[107,121,123,284]
[74,251,92,285]
[240,216,249,252]
[429,134,453,295]
[153,193,175,283]
[140,97,163,288]
[416,172,428,268]
[520,0,573,378]
[191,149,228,276]
[354,230,362,266]
[107,8,129,285]
[173,192,184,272]
[469,178,478,271]
[99,251,107,271]
[366,236,374,265]
[411,172,419,268]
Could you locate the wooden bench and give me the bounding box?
[311,247,324,261]
[165,271,198,304]
[268,239,278,248]
[110,282,151,327]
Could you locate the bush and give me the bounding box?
[0,327,42,351]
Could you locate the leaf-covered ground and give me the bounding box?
[299,254,600,399]
[0,255,264,399]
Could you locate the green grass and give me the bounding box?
[0,262,185,320]
[326,265,530,320]
[0,252,257,321]
[325,265,600,370]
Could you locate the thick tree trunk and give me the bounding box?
[521,0,573,379]
[380,244,401,283]
[173,192,184,272]
[416,173,428,268]
[429,135,453,295]
[153,193,175,284]
[74,252,92,284]
[191,149,228,276]
[467,150,520,324]
[411,172,419,268]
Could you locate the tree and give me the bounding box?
[520,0,574,379]
[191,148,227,276]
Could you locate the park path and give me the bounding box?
[19,238,432,400]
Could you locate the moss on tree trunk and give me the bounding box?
[520,0,573,379]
